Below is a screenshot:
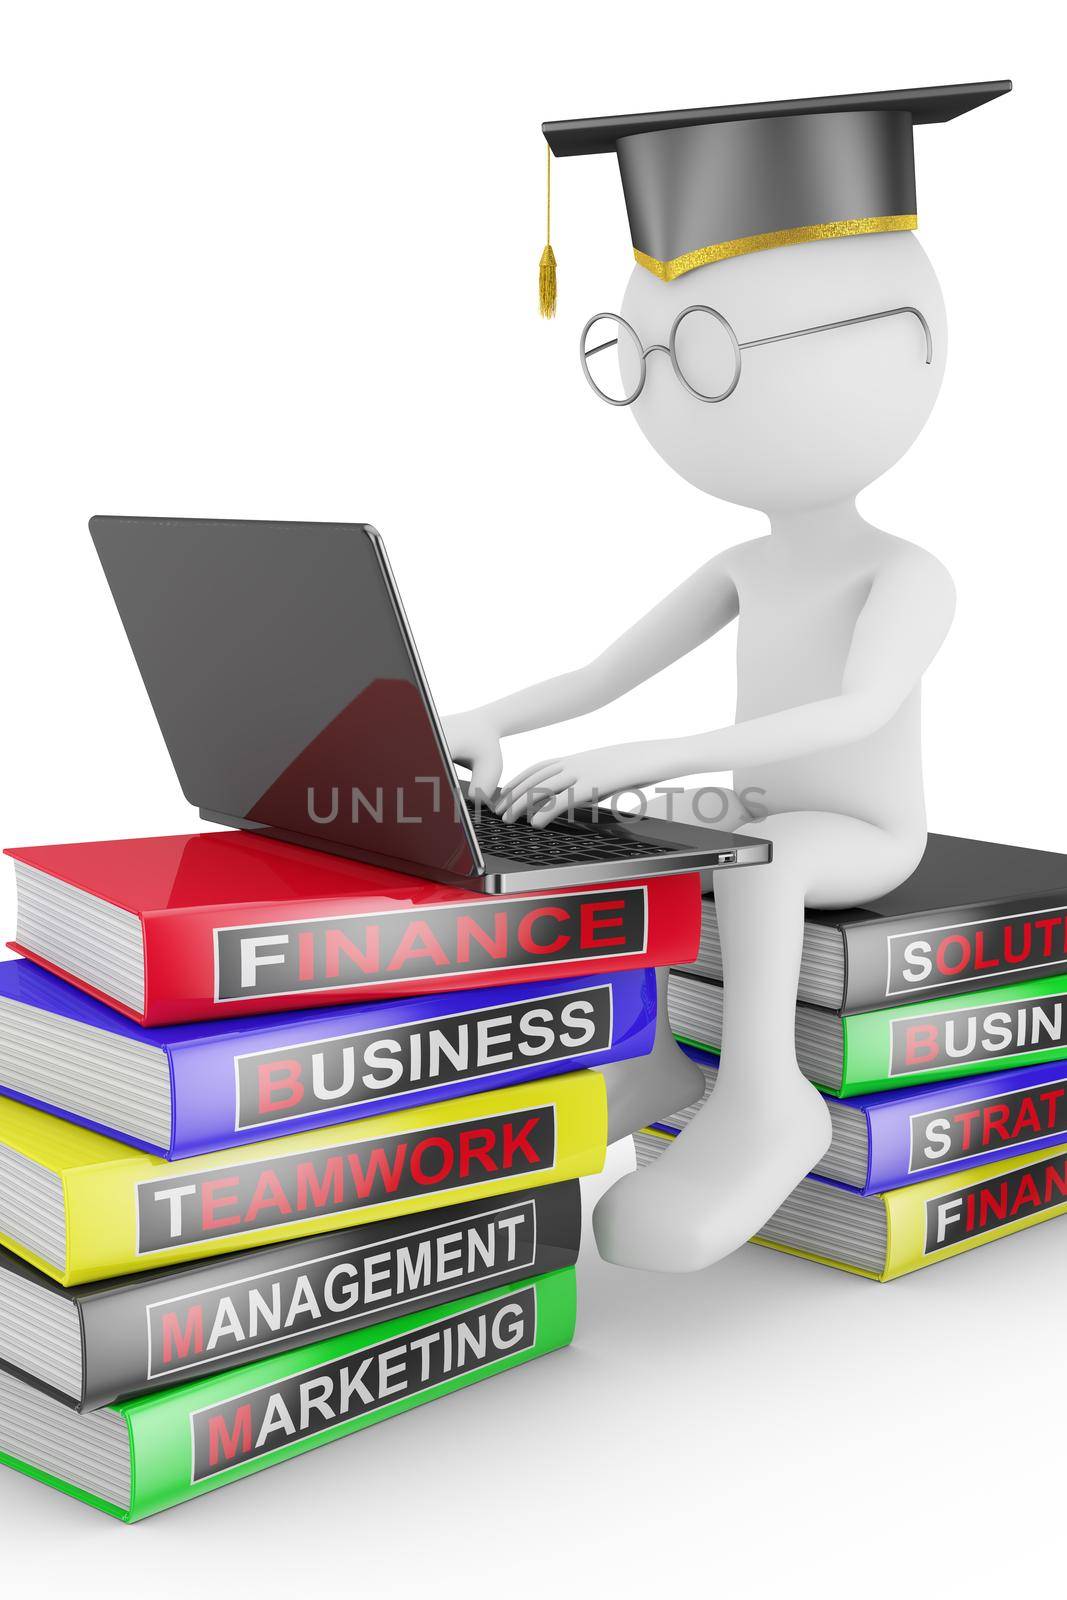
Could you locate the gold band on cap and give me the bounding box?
[634,214,919,280]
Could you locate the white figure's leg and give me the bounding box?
[597,787,757,1143]
[594,809,924,1272]
[600,968,707,1143]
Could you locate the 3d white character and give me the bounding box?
[444,83,1010,1270]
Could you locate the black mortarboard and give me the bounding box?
[541,81,1011,292]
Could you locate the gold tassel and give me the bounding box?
[539,143,557,318]
[539,243,557,319]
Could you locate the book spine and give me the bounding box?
[124,1268,576,1519]
[882,1140,1067,1279]
[839,973,1067,1095]
[59,1073,605,1285]
[167,970,655,1158]
[862,1060,1067,1192]
[841,895,1067,1013]
[76,1182,581,1409]
[140,873,700,1025]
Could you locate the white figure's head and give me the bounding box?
[592,231,947,513]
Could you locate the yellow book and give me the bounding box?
[0,1072,605,1286]
[633,1128,1067,1281]
[755,1138,1067,1280]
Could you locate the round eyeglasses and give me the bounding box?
[579,303,934,407]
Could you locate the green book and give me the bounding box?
[0,1268,575,1520]
[669,970,1067,1096]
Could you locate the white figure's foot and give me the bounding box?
[599,1036,707,1144]
[593,1070,832,1272]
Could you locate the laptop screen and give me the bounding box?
[89,516,480,878]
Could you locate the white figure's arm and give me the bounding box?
[441,555,739,797]
[500,547,955,824]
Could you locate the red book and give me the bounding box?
[6,831,700,1026]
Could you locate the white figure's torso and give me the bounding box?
[724,525,925,832]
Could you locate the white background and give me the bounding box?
[0,3,1062,1594]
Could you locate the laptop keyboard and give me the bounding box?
[467,803,681,865]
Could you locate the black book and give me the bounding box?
[681,834,1067,1013]
[0,1182,580,1411]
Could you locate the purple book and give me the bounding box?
[653,1042,1067,1194]
[0,958,653,1159]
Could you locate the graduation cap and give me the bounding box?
[537,81,1011,315]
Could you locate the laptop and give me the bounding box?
[89,516,770,892]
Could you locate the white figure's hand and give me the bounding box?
[440,710,504,803]
[497,743,659,827]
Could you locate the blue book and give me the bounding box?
[650,1041,1067,1193]
[0,958,653,1159]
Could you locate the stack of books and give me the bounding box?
[0,828,699,1518]
[637,834,1067,1280]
